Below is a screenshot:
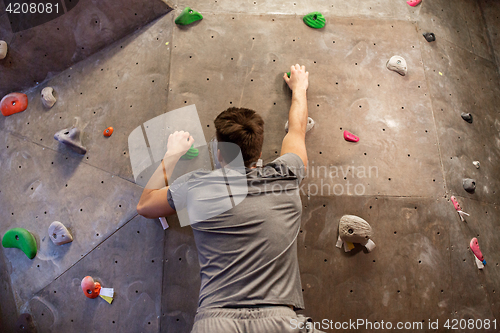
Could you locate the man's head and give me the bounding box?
[214,107,264,168]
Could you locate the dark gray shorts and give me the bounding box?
[191,306,325,333]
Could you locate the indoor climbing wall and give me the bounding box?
[0,2,174,331]
[1,0,499,332]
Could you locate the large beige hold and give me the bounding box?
[48,221,73,245]
[0,41,7,60]
[386,55,407,76]
[41,87,57,108]
[339,215,372,245]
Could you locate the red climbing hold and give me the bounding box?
[0,92,28,116]
[81,276,101,299]
[470,238,486,265]
[343,130,359,142]
[103,127,114,137]
[407,0,421,7]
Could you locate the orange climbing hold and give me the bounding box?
[81,276,101,299]
[1,93,28,116]
[103,127,114,137]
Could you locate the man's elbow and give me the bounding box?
[136,203,149,218]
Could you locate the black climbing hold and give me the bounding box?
[423,32,436,42]
[16,313,37,333]
[463,178,476,193]
[461,112,473,123]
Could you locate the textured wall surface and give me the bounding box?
[0,0,171,96]
[1,0,499,332]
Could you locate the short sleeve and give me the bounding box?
[269,153,306,183]
[166,188,176,211]
[167,171,195,212]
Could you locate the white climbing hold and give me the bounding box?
[386,55,407,76]
[48,221,73,245]
[285,117,315,133]
[473,161,480,169]
[0,41,7,60]
[41,87,57,108]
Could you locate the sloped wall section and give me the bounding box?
[0,0,171,96]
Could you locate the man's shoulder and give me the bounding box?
[262,153,305,180]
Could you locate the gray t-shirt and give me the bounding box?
[167,153,305,310]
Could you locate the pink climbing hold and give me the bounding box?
[407,0,421,7]
[450,195,469,221]
[450,196,461,211]
[470,238,486,265]
[343,130,359,142]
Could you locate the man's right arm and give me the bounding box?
[280,64,309,169]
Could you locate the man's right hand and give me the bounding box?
[284,64,309,91]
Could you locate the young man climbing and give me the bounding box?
[137,64,324,333]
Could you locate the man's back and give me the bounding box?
[187,153,305,310]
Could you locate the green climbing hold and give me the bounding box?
[181,145,199,160]
[175,7,203,26]
[287,72,291,78]
[2,228,37,259]
[303,12,326,29]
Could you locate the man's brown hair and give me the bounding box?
[214,107,264,167]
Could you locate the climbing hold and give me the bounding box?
[1,92,28,117]
[103,127,114,137]
[181,145,199,159]
[41,87,56,108]
[175,7,203,26]
[343,130,359,142]
[463,178,476,193]
[48,221,73,245]
[16,313,37,333]
[407,0,422,7]
[285,117,315,133]
[450,196,469,221]
[2,228,37,259]
[386,56,407,76]
[450,195,462,211]
[81,276,101,299]
[54,118,87,155]
[422,32,435,42]
[336,215,375,252]
[0,40,7,60]
[286,72,291,78]
[303,12,326,29]
[461,112,473,123]
[473,161,480,169]
[470,238,486,266]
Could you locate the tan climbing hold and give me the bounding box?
[339,215,373,245]
[0,41,7,60]
[386,55,407,76]
[48,221,73,245]
[41,87,57,108]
